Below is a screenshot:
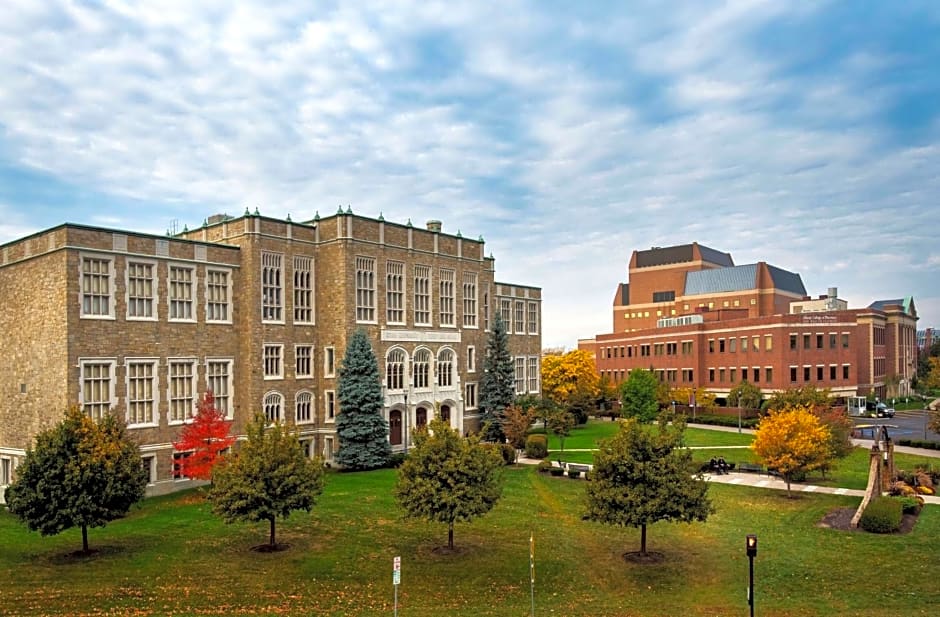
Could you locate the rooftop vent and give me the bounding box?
[426,220,442,233]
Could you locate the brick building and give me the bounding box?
[0,210,541,498]
[579,242,917,403]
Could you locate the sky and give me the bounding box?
[1,1,938,349]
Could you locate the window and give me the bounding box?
[325,390,336,422]
[682,369,693,382]
[803,366,811,381]
[263,391,283,423]
[789,334,797,350]
[654,343,664,356]
[528,356,539,393]
[168,265,195,320]
[324,346,336,377]
[206,359,233,418]
[719,368,726,382]
[439,269,455,326]
[80,256,113,317]
[386,261,405,324]
[730,368,737,383]
[1,456,13,486]
[387,348,406,390]
[740,337,747,353]
[324,436,334,461]
[293,256,314,324]
[765,335,772,351]
[141,456,155,485]
[640,344,650,357]
[842,364,850,379]
[816,334,824,349]
[666,342,677,355]
[206,269,231,322]
[413,348,431,389]
[126,360,157,426]
[709,368,715,383]
[262,252,283,322]
[708,339,715,353]
[467,346,476,372]
[80,360,115,421]
[356,256,376,322]
[830,365,837,380]
[438,348,454,387]
[682,341,693,354]
[296,345,313,378]
[817,365,824,381]
[168,359,196,423]
[729,338,737,353]
[514,300,525,334]
[463,272,478,328]
[528,302,538,334]
[465,383,477,409]
[841,333,850,348]
[752,367,758,383]
[742,368,748,382]
[295,391,313,424]
[483,291,490,330]
[173,451,192,480]
[652,290,675,302]
[765,367,772,383]
[126,261,155,319]
[514,357,526,394]
[500,299,512,327]
[414,265,431,325]
[718,339,725,353]
[803,334,811,349]
[263,344,283,379]
[790,366,798,382]
[829,333,837,349]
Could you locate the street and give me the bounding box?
[851,408,939,443]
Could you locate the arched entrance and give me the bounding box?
[416,406,428,427]
[389,409,402,446]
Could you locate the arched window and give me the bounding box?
[295,391,313,423]
[413,348,431,389]
[437,348,454,387]
[440,404,451,423]
[386,348,406,390]
[416,406,428,427]
[263,391,283,423]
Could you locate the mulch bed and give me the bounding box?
[817,507,919,533]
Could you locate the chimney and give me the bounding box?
[828,287,838,298]
[426,220,442,233]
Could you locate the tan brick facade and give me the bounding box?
[0,213,541,498]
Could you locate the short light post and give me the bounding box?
[746,534,757,617]
[403,393,409,454]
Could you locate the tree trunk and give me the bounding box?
[269,517,276,547]
[640,524,647,556]
[785,475,792,498]
[448,522,454,550]
[82,524,89,553]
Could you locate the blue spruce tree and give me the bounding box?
[335,328,391,470]
[479,313,516,442]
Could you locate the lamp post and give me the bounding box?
[746,534,757,617]
[403,392,409,454]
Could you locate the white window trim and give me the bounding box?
[124,357,160,428]
[205,267,234,324]
[528,355,539,394]
[263,344,285,380]
[439,268,456,329]
[386,260,407,326]
[414,265,432,326]
[262,251,285,324]
[295,345,314,379]
[78,357,117,418]
[527,301,539,335]
[263,390,284,424]
[79,253,116,320]
[167,262,197,323]
[355,255,377,324]
[324,390,336,423]
[141,455,157,486]
[462,271,478,329]
[293,255,315,325]
[467,345,476,373]
[166,357,198,425]
[125,258,158,322]
[205,357,235,420]
[324,346,336,378]
[464,382,478,410]
[295,390,315,425]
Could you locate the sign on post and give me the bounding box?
[393,556,401,585]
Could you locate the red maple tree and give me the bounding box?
[173,391,236,481]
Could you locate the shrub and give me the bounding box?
[567,469,581,479]
[915,486,935,495]
[500,443,517,465]
[915,471,934,490]
[387,452,408,468]
[536,460,553,473]
[686,413,760,429]
[887,481,916,496]
[859,496,903,533]
[896,439,940,451]
[549,467,564,477]
[525,434,548,459]
[898,495,923,515]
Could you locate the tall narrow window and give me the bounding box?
[81,256,113,317]
[439,269,455,326]
[126,360,156,425]
[126,261,155,319]
[514,357,526,394]
[206,359,233,418]
[206,269,231,322]
[414,265,431,325]
[295,391,313,424]
[293,256,314,324]
[168,265,195,320]
[437,349,454,387]
[262,252,283,322]
[500,299,512,327]
[296,345,313,378]
[462,272,477,327]
[325,390,336,422]
[528,356,539,392]
[528,301,538,334]
[324,346,335,377]
[356,256,376,322]
[263,344,283,379]
[168,360,196,423]
[80,360,115,420]
[465,383,477,409]
[467,346,476,372]
[263,392,283,423]
[387,348,406,390]
[483,291,490,330]
[413,348,430,389]
[386,261,405,324]
[514,300,525,333]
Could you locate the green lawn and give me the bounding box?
[2,466,938,616]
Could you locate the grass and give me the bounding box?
[2,466,939,616]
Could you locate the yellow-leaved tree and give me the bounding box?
[751,404,833,497]
[540,349,600,423]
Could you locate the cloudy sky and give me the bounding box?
[1,1,938,348]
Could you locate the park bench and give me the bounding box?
[737,462,764,474]
[565,463,592,479]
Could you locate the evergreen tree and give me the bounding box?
[210,414,325,548]
[480,313,515,442]
[335,328,391,469]
[5,407,147,554]
[585,415,713,558]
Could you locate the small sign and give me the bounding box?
[393,556,401,572]
[393,570,401,586]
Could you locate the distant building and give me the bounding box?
[0,211,541,498]
[579,242,917,402]
[917,328,936,353]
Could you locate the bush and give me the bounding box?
[500,443,517,465]
[536,460,553,473]
[685,413,760,429]
[525,434,548,459]
[859,496,903,533]
[896,439,940,451]
[887,481,916,496]
[915,486,935,495]
[387,452,408,468]
[549,467,564,477]
[567,469,581,479]
[898,495,923,515]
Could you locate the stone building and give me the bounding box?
[0,210,541,498]
[579,242,917,402]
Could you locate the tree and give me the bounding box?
[210,414,325,549]
[395,418,503,550]
[727,380,762,410]
[172,391,235,482]
[480,313,515,442]
[541,349,600,422]
[335,328,391,470]
[584,416,712,558]
[4,407,147,553]
[922,357,940,392]
[669,386,717,414]
[814,405,854,477]
[763,385,832,413]
[503,404,537,450]
[618,369,661,423]
[751,405,833,497]
[545,408,576,459]
[596,374,619,419]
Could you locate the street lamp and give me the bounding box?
[403,392,409,454]
[746,534,757,617]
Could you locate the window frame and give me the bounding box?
[205,267,233,323]
[79,254,115,319]
[125,358,159,427]
[295,390,314,425]
[263,391,284,424]
[439,268,456,327]
[78,358,117,421]
[462,271,478,328]
[355,255,376,323]
[262,251,284,323]
[293,255,315,324]
[126,259,157,321]
[325,390,336,423]
[386,260,406,325]
[413,265,431,326]
[295,345,314,379]
[206,358,234,419]
[167,358,197,425]
[263,344,284,380]
[167,263,197,322]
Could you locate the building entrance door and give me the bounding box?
[389,410,402,446]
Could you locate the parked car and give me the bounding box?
[871,402,894,418]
